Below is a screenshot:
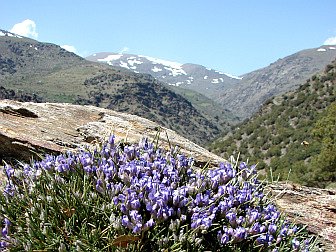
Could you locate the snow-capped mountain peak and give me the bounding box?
[86,52,241,97]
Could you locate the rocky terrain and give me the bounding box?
[0,99,335,251]
[0,99,222,166]
[267,182,336,251]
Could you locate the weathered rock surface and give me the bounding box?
[0,99,223,166]
[267,183,336,251]
[1,99,335,251]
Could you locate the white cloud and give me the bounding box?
[10,19,38,39]
[61,45,77,53]
[323,36,336,45]
[119,47,129,54]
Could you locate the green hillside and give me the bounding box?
[209,60,336,188]
[167,85,240,128]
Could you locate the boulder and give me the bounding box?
[0,99,223,166]
[267,182,336,251]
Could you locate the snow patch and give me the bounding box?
[93,53,96,56]
[0,31,5,36]
[127,57,143,66]
[97,54,123,63]
[204,75,208,80]
[329,47,335,50]
[139,55,186,76]
[164,66,186,77]
[224,72,243,80]
[140,55,182,68]
[152,66,163,72]
[219,78,224,82]
[119,61,130,69]
[317,48,327,52]
[212,79,219,84]
[208,67,243,80]
[34,47,38,50]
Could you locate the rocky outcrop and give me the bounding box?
[0,99,223,166]
[267,183,336,251]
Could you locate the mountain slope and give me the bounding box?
[209,59,336,188]
[86,52,241,97]
[0,29,220,145]
[218,46,336,119]
[86,52,240,124]
[87,48,336,122]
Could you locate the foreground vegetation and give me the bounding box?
[209,60,336,188]
[1,136,317,251]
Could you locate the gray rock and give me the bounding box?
[0,99,223,165]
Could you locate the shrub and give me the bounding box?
[1,136,317,251]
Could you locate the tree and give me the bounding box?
[309,103,336,187]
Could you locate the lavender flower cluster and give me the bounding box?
[1,135,315,251]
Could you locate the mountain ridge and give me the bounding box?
[86,52,241,99]
[87,46,336,120]
[0,29,221,145]
[219,45,336,119]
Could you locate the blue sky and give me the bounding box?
[1,0,336,75]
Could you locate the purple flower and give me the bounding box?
[0,241,8,248]
[5,164,14,178]
[121,215,132,229]
[1,227,8,237]
[218,230,230,244]
[256,234,274,246]
[108,135,115,145]
[280,226,288,237]
[4,183,14,197]
[250,222,261,235]
[248,208,260,224]
[226,211,237,227]
[292,238,300,251]
[233,227,247,242]
[4,218,10,227]
[268,223,277,234]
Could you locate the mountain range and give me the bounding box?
[86,52,241,98]
[1,28,336,146]
[87,47,336,119]
[0,29,221,145]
